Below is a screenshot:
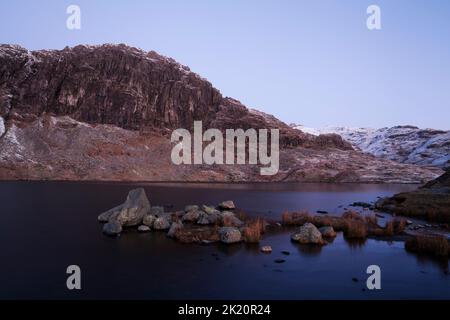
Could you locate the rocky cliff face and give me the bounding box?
[0,44,443,183]
[293,125,450,168]
[0,44,338,149]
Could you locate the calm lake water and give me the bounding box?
[0,181,448,299]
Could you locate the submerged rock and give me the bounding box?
[174,225,220,243]
[218,200,236,210]
[291,223,324,245]
[218,227,242,244]
[351,202,372,208]
[274,259,286,263]
[102,221,122,236]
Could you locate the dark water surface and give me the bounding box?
[0,181,448,299]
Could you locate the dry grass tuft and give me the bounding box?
[344,220,368,239]
[242,218,265,243]
[342,210,364,221]
[365,214,378,226]
[405,235,449,257]
[281,211,312,226]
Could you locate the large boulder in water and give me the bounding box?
[98,188,151,227]
[218,227,242,244]
[291,223,324,245]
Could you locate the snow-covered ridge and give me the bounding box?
[292,124,450,168]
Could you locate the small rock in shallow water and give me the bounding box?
[182,209,202,222]
[352,277,359,282]
[153,217,171,230]
[319,226,337,238]
[142,214,156,227]
[274,259,286,263]
[218,200,236,210]
[138,225,151,232]
[102,221,122,236]
[261,246,272,253]
[317,210,328,214]
[291,223,324,245]
[281,251,290,255]
[185,205,199,212]
[197,213,211,225]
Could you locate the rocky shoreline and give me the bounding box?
[98,188,450,259]
[376,169,450,223]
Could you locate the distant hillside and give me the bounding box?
[292,125,450,168]
[0,44,442,183]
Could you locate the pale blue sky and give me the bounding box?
[1,0,449,129]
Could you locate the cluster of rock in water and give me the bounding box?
[97,188,342,250]
[98,188,246,244]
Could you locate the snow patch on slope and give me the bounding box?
[0,123,25,160]
[0,117,4,137]
[293,124,450,168]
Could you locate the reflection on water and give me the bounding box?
[344,237,368,249]
[0,181,448,299]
